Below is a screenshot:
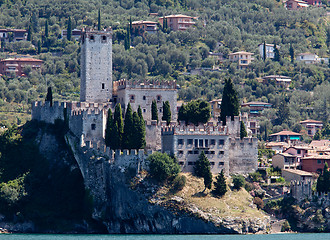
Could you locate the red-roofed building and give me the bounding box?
[300,119,323,137]
[0,58,43,76]
[0,29,27,42]
[301,155,330,174]
[241,101,272,116]
[270,131,302,142]
[159,15,196,31]
[132,20,157,36]
[228,51,254,69]
[285,0,309,10]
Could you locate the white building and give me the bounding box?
[296,53,319,64]
[258,43,277,59]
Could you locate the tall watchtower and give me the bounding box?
[80,29,112,103]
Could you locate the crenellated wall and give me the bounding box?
[31,101,67,124]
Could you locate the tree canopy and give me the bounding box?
[178,100,211,125]
[219,78,240,125]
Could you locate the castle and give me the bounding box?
[32,28,258,176]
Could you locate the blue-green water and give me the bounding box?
[0,234,329,240]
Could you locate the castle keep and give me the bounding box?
[31,28,258,176]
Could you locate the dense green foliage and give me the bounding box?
[123,103,134,149]
[147,152,180,182]
[220,78,239,125]
[178,99,211,125]
[162,101,171,125]
[316,162,330,193]
[0,121,89,229]
[232,175,245,190]
[105,108,113,147]
[0,0,329,132]
[194,151,212,191]
[213,169,227,197]
[151,100,158,122]
[240,121,247,139]
[45,86,53,106]
[172,174,186,191]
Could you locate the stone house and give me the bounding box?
[228,51,254,69]
[161,116,258,176]
[159,15,196,31]
[272,152,298,170]
[300,119,323,137]
[282,169,313,182]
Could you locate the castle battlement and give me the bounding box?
[229,137,257,145]
[161,123,227,136]
[114,79,177,90]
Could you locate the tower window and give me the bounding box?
[143,96,146,100]
[90,35,95,41]
[102,83,105,89]
[91,124,96,130]
[102,36,107,41]
[130,95,135,103]
[157,95,161,102]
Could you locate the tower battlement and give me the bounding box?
[114,79,177,91]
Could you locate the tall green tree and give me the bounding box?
[240,121,248,139]
[178,100,211,125]
[151,100,158,122]
[105,108,113,147]
[213,169,227,197]
[273,43,280,62]
[31,12,39,33]
[276,98,290,125]
[137,106,146,149]
[98,9,101,31]
[219,78,240,125]
[289,43,294,63]
[45,20,49,38]
[263,41,266,61]
[112,103,124,149]
[45,87,53,107]
[27,25,32,42]
[123,103,134,149]
[67,17,72,41]
[37,40,41,54]
[194,151,213,192]
[162,101,171,125]
[316,162,329,193]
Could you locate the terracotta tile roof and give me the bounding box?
[270,131,302,136]
[300,119,323,124]
[1,58,43,62]
[241,101,272,106]
[302,155,330,160]
[282,168,313,176]
[132,20,157,25]
[229,51,254,55]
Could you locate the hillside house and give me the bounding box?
[61,29,82,40]
[209,99,222,119]
[270,131,302,142]
[272,152,298,169]
[265,142,289,153]
[228,51,254,69]
[132,21,157,36]
[282,169,313,182]
[301,155,330,174]
[300,119,323,137]
[258,43,277,59]
[241,101,272,116]
[296,53,319,64]
[0,58,43,77]
[285,0,309,10]
[159,15,196,31]
[0,29,27,42]
[309,140,330,154]
[262,75,292,89]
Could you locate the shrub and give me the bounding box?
[213,169,227,197]
[232,175,245,190]
[276,177,285,183]
[249,172,262,182]
[172,175,186,191]
[253,197,264,210]
[244,182,254,192]
[147,152,180,182]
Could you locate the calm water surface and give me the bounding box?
[0,233,329,240]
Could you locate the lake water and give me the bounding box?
[0,233,329,240]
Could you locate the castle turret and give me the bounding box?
[80,29,112,103]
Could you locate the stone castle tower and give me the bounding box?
[80,29,112,103]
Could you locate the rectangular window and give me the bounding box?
[219,139,225,145]
[188,161,195,166]
[210,162,215,165]
[102,83,105,89]
[219,151,224,155]
[178,150,184,155]
[188,151,193,154]
[194,139,198,148]
[317,160,322,164]
[194,150,199,154]
[210,151,215,155]
[178,139,184,145]
[187,139,193,145]
[219,162,224,166]
[297,149,301,154]
[91,124,96,130]
[210,139,215,145]
[179,161,184,165]
[205,139,208,147]
[199,139,203,147]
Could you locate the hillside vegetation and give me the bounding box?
[0,0,329,136]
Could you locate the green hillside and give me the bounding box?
[0,0,329,137]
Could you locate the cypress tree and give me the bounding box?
[289,43,294,63]
[123,103,134,149]
[151,100,158,122]
[110,122,121,150]
[37,40,41,54]
[194,151,213,192]
[45,87,53,107]
[213,169,227,197]
[113,103,124,149]
[105,108,113,147]
[274,43,280,62]
[263,41,266,61]
[67,17,72,41]
[219,78,240,125]
[98,9,101,31]
[45,20,49,38]
[137,106,146,149]
[132,112,140,149]
[27,25,32,42]
[162,101,171,125]
[240,121,248,139]
[316,162,329,193]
